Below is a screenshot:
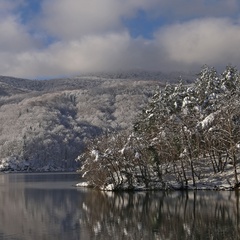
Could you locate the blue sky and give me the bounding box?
[1,0,240,79]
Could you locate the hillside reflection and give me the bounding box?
[0,173,240,240]
[0,173,82,240]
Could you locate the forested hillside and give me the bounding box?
[0,71,190,171]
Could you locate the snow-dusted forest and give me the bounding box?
[78,66,240,190]
[1,71,188,172]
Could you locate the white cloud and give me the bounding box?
[39,0,122,39]
[0,0,25,13]
[156,18,240,69]
[149,0,239,20]
[0,15,38,52]
[38,0,162,40]
[2,18,240,78]
[1,0,240,78]
[0,32,155,78]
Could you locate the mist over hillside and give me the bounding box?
[0,71,194,171]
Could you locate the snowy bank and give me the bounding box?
[76,162,240,191]
[0,156,75,173]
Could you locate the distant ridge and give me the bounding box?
[0,70,195,93]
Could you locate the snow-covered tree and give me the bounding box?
[78,65,240,190]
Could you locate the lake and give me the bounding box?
[0,172,239,240]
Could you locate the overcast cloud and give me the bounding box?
[1,0,240,78]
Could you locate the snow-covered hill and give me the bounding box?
[1,71,188,171]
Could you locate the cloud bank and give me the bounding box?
[1,0,240,78]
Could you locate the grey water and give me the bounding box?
[0,172,239,240]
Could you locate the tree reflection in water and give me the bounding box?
[79,190,240,240]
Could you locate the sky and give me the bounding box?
[1,0,240,79]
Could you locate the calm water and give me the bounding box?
[0,173,240,240]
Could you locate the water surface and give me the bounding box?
[0,172,239,240]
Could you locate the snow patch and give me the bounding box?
[197,112,216,130]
